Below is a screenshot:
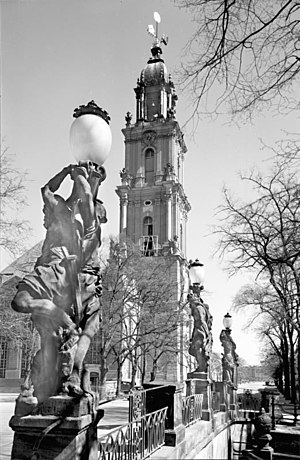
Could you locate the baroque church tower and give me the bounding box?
[116,32,190,257]
[116,23,191,382]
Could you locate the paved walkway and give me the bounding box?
[97,398,129,438]
[0,394,17,460]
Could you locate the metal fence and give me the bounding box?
[182,393,203,427]
[270,397,300,428]
[98,406,168,460]
[237,390,261,419]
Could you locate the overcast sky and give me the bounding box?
[1,0,298,365]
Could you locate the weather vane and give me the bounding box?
[147,11,168,48]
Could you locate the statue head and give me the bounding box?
[95,199,107,224]
[42,195,66,229]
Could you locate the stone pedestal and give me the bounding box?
[187,372,212,421]
[214,381,227,412]
[140,382,185,447]
[9,395,104,460]
[254,434,274,460]
[164,384,185,447]
[228,383,238,413]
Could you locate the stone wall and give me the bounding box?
[150,412,251,460]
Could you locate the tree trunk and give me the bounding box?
[130,363,137,389]
[287,328,296,403]
[297,333,300,403]
[141,347,146,385]
[276,363,284,394]
[115,358,123,398]
[99,353,108,400]
[130,350,138,389]
[150,360,158,382]
[282,336,291,400]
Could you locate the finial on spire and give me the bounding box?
[147,11,168,51]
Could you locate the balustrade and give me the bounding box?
[182,393,203,427]
[98,406,168,460]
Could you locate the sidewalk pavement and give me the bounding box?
[97,398,129,438]
[0,393,18,403]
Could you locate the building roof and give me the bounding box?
[0,241,43,284]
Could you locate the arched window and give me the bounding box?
[143,216,153,236]
[143,216,154,256]
[145,148,154,184]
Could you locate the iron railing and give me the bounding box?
[182,394,203,427]
[237,390,261,419]
[98,406,168,460]
[129,388,146,422]
[139,236,158,257]
[270,397,300,428]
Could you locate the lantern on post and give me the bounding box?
[189,259,205,296]
[69,100,112,166]
[223,312,233,332]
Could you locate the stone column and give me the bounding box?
[166,190,172,241]
[120,194,128,234]
[140,89,145,119]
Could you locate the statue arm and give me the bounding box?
[41,165,72,198]
[71,169,94,228]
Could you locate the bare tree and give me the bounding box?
[176,0,300,120]
[0,277,37,380]
[233,284,295,398]
[216,164,300,401]
[0,148,31,258]
[92,238,187,396]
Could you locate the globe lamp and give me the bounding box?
[70,101,112,166]
[223,312,232,330]
[189,259,205,288]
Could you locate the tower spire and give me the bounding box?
[147,11,168,57]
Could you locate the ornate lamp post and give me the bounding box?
[219,312,239,414]
[189,259,205,296]
[223,312,232,332]
[70,100,112,165]
[10,100,111,460]
[187,259,212,375]
[186,259,213,421]
[220,312,238,385]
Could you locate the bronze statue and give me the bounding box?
[12,161,106,404]
[188,293,213,373]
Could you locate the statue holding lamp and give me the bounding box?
[11,101,112,411]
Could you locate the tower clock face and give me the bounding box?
[142,131,157,147]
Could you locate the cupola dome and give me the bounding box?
[141,46,168,86]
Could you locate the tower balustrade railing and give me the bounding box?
[139,236,158,257]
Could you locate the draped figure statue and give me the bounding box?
[12,161,107,406]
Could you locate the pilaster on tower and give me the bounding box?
[116,16,191,259]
